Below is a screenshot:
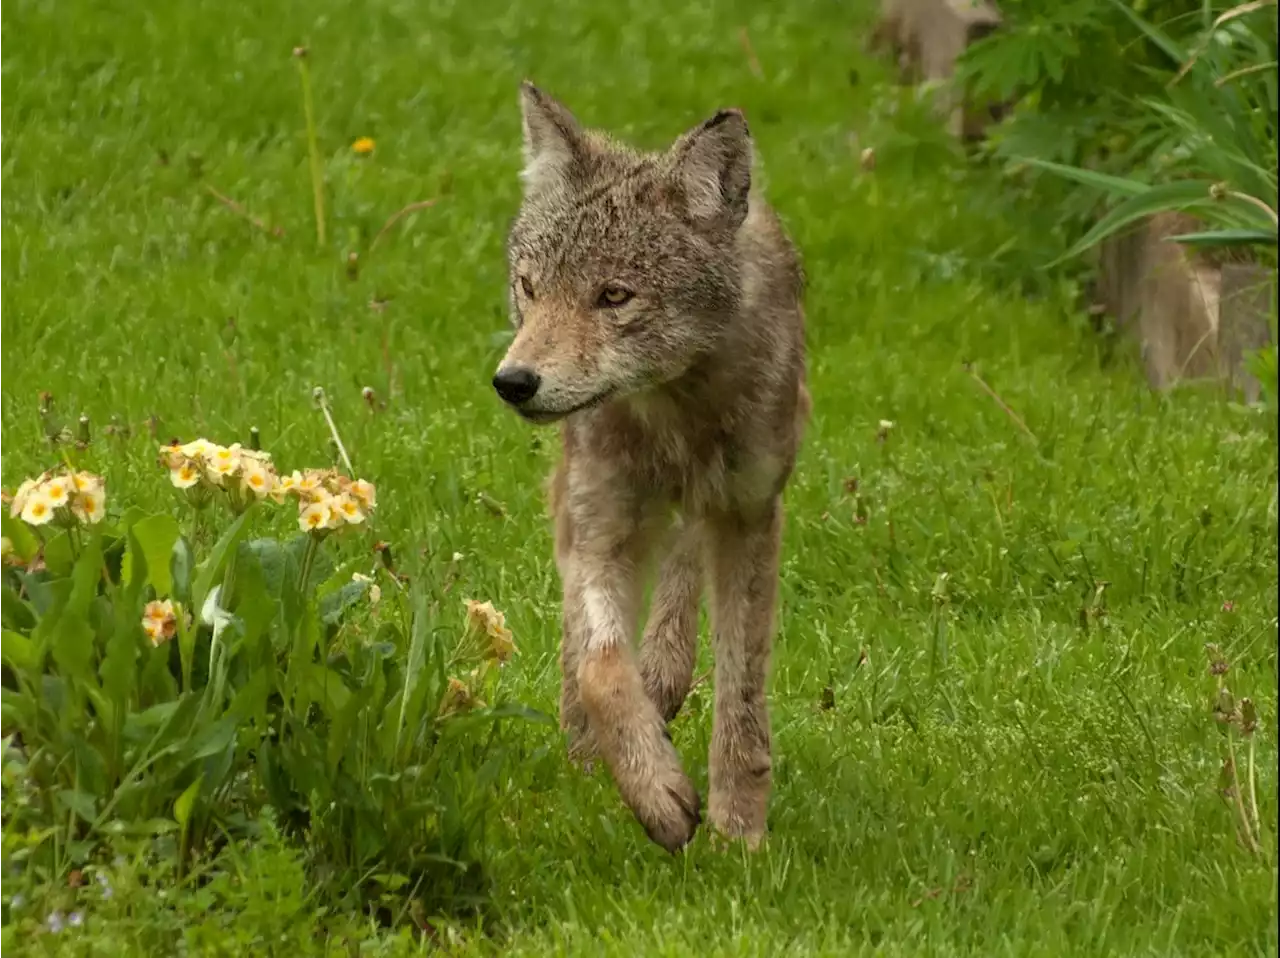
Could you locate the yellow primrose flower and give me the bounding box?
[170,462,201,489]
[241,464,275,499]
[9,476,41,518]
[181,438,217,460]
[41,476,71,509]
[71,471,104,494]
[349,479,376,510]
[332,493,365,524]
[21,491,55,526]
[210,443,242,472]
[297,471,324,497]
[142,599,179,646]
[464,598,518,664]
[298,499,334,533]
[352,136,375,155]
[159,442,186,470]
[271,470,302,502]
[71,487,107,525]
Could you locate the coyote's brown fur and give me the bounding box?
[492,82,809,852]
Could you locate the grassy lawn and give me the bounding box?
[2,0,1277,954]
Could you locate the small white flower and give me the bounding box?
[170,462,201,489]
[71,487,107,525]
[40,476,71,509]
[20,491,55,526]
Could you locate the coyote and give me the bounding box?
[492,82,809,852]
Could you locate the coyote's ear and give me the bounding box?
[519,81,585,196]
[670,109,752,229]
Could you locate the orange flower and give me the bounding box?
[352,136,375,155]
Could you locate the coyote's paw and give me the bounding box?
[634,754,701,854]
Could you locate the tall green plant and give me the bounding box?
[1,436,544,922]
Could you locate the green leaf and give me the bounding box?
[171,536,194,603]
[174,775,202,829]
[1,514,39,563]
[1050,180,1226,264]
[192,509,253,614]
[319,578,369,626]
[1,586,37,633]
[1105,0,1188,66]
[1,630,38,672]
[1166,228,1278,247]
[127,515,182,597]
[396,590,432,756]
[56,788,98,823]
[1016,157,1153,197]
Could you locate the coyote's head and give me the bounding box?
[493,82,754,423]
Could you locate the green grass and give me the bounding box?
[2,0,1278,954]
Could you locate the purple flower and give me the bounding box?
[96,872,113,899]
[46,910,65,934]
[68,911,84,928]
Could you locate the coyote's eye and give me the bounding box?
[518,276,535,299]
[597,286,634,309]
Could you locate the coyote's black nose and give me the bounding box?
[492,366,541,406]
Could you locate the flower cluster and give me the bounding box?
[463,598,518,664]
[159,439,278,507]
[8,470,106,527]
[276,468,376,535]
[141,599,183,647]
[157,440,376,534]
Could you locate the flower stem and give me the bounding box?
[295,51,326,247]
[299,534,319,594]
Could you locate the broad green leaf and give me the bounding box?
[42,531,75,577]
[174,775,202,829]
[1,514,38,563]
[1,586,36,632]
[1,630,37,672]
[395,590,432,755]
[192,509,253,613]
[127,515,181,597]
[56,788,98,823]
[319,578,369,626]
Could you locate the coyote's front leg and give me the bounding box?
[569,508,702,853]
[706,497,783,849]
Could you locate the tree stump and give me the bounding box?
[869,0,1004,140]
[1218,263,1276,403]
[1097,213,1273,397]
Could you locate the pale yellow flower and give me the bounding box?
[297,471,325,498]
[332,493,365,524]
[206,444,241,479]
[71,487,106,525]
[142,599,179,647]
[169,462,201,489]
[20,491,55,526]
[271,470,301,502]
[349,479,377,510]
[10,477,41,518]
[464,598,518,664]
[181,438,217,460]
[352,136,375,155]
[159,442,186,470]
[41,476,71,509]
[298,499,334,533]
[241,463,275,499]
[71,471,104,494]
